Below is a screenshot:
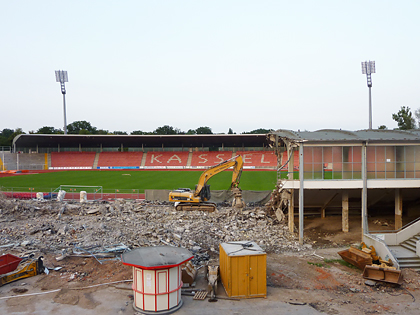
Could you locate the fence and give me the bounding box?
[0,186,143,201]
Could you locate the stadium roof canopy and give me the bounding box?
[13,129,420,151]
[268,129,420,145]
[12,134,269,150]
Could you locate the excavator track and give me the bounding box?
[175,202,216,212]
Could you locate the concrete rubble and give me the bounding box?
[0,197,310,266]
[265,181,291,223]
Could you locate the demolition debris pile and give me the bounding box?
[0,198,309,260]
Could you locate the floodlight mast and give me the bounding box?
[55,70,68,134]
[361,61,375,129]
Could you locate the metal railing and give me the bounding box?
[369,216,420,234]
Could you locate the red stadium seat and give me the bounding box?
[97,152,143,167]
[236,151,277,168]
[51,152,96,168]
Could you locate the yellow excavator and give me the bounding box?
[169,155,245,211]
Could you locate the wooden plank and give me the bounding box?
[193,291,208,300]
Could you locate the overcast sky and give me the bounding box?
[1,1,419,134]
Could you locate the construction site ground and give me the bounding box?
[1,199,420,314]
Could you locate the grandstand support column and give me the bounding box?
[342,191,349,232]
[361,142,368,235]
[298,143,304,245]
[79,144,81,152]
[287,143,295,234]
[58,143,60,152]
[395,188,403,230]
[275,134,280,181]
[289,192,295,233]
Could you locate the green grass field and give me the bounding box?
[0,170,277,192]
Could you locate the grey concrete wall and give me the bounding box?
[1,153,46,170]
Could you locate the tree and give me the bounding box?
[392,106,416,130]
[228,128,234,134]
[7,128,25,143]
[96,129,109,135]
[153,125,181,135]
[195,126,213,134]
[186,129,196,135]
[242,128,272,134]
[131,130,146,135]
[67,121,97,134]
[1,128,14,146]
[36,126,61,134]
[1,129,14,139]
[378,125,388,130]
[112,131,128,135]
[0,128,14,146]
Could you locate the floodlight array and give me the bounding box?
[55,70,69,134]
[55,70,68,83]
[360,60,376,129]
[361,61,375,75]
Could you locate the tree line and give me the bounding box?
[0,123,272,147]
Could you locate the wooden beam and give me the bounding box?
[321,193,339,218]
[288,144,295,233]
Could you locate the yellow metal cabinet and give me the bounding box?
[219,241,266,298]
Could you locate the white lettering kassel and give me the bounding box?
[260,154,269,163]
[150,154,162,163]
[150,154,182,164]
[216,154,225,162]
[198,154,208,164]
[167,155,182,163]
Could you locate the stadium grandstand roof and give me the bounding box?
[269,129,420,144]
[12,134,269,149]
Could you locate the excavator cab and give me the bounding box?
[199,184,211,202]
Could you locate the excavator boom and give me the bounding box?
[194,155,243,198]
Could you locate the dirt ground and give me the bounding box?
[1,247,420,315]
[1,207,420,314]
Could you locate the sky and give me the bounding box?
[1,1,419,134]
